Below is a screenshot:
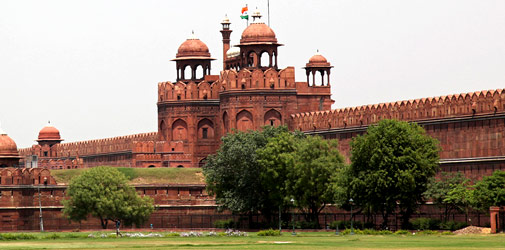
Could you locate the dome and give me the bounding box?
[240,23,277,44]
[226,47,240,58]
[0,134,19,158]
[37,125,62,141]
[309,54,328,64]
[176,37,211,59]
[306,52,331,67]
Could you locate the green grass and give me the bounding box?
[51,167,204,185]
[1,231,505,249]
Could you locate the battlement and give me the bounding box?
[0,168,56,185]
[220,67,296,91]
[158,80,220,102]
[19,132,158,159]
[290,88,505,131]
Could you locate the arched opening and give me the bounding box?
[223,111,230,134]
[236,110,254,132]
[199,158,207,168]
[260,51,270,67]
[197,118,214,139]
[171,119,188,141]
[195,65,204,79]
[176,165,184,168]
[159,120,167,140]
[315,71,324,86]
[247,51,257,67]
[183,65,192,80]
[148,165,156,168]
[264,109,282,126]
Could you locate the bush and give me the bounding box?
[0,233,37,240]
[439,221,468,231]
[164,232,180,237]
[410,218,440,230]
[417,230,439,235]
[45,233,61,240]
[213,219,239,229]
[441,231,454,235]
[394,230,410,235]
[257,229,281,236]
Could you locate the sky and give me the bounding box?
[0,0,504,148]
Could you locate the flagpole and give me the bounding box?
[267,0,270,26]
[246,4,249,26]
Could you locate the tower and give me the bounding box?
[171,32,216,83]
[303,51,333,86]
[220,15,232,71]
[0,123,21,168]
[237,10,282,70]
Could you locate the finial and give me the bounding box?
[189,30,197,40]
[48,120,51,124]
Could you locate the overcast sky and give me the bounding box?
[1,0,504,148]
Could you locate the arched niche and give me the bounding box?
[171,119,188,141]
[236,110,254,132]
[223,111,230,134]
[159,120,167,140]
[264,109,282,126]
[197,118,214,139]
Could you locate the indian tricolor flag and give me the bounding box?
[241,6,249,20]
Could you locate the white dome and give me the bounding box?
[226,47,240,58]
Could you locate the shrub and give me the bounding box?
[257,229,281,236]
[417,230,439,235]
[0,233,37,240]
[45,233,61,240]
[164,232,180,237]
[410,218,440,230]
[441,231,454,235]
[394,230,410,235]
[439,221,468,231]
[213,219,239,229]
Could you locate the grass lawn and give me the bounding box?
[1,232,505,250]
[51,167,205,185]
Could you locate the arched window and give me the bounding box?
[236,110,254,132]
[264,109,282,126]
[195,65,204,79]
[197,118,214,139]
[176,165,184,168]
[171,119,188,141]
[183,65,192,80]
[260,51,270,67]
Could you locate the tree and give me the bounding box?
[424,172,471,221]
[62,166,154,229]
[444,178,473,224]
[285,135,345,227]
[472,170,505,212]
[202,126,289,221]
[346,119,440,229]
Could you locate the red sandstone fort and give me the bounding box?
[0,10,504,230]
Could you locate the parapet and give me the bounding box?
[290,88,505,131]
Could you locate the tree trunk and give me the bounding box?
[100,217,108,229]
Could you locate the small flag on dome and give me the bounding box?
[241,5,249,20]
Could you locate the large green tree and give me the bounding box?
[285,135,345,227]
[472,170,505,212]
[346,119,440,229]
[202,126,289,220]
[62,166,154,229]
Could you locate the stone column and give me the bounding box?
[490,206,500,233]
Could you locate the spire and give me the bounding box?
[252,8,262,23]
[189,30,198,40]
